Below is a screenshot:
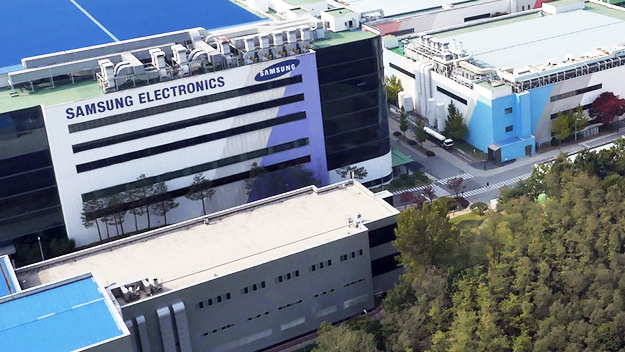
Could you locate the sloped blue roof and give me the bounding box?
[0,275,124,352]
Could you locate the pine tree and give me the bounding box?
[444,101,468,139]
[185,173,215,216]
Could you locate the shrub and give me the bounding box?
[393,131,402,137]
[408,140,417,145]
[470,201,489,215]
[426,150,435,157]
[550,136,560,147]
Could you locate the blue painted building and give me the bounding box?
[385,0,625,162]
[0,261,131,352]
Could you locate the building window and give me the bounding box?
[505,107,513,114]
[505,125,514,132]
[550,84,602,102]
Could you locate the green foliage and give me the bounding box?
[551,106,587,141]
[414,119,428,146]
[469,201,488,215]
[385,75,403,106]
[336,165,368,180]
[185,173,215,215]
[399,109,409,137]
[444,101,468,140]
[313,322,381,352]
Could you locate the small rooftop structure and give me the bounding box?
[17,181,397,307]
[341,0,470,17]
[0,273,129,352]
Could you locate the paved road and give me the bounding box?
[388,111,623,204]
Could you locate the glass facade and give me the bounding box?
[315,36,390,170]
[0,107,64,244]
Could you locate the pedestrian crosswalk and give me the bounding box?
[436,173,474,185]
[392,182,450,197]
[462,173,532,198]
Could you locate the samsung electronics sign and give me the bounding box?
[255,59,300,82]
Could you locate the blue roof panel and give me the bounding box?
[0,276,124,352]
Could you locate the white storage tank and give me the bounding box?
[398,91,405,110]
[436,102,446,131]
[401,93,413,112]
[426,98,436,126]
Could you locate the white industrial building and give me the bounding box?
[16,180,401,352]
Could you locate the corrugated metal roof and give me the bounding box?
[0,276,124,352]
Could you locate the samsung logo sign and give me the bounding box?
[255,59,300,81]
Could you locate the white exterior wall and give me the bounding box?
[120,229,377,352]
[327,151,392,185]
[42,55,321,247]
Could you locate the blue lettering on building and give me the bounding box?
[255,59,300,82]
[66,76,226,119]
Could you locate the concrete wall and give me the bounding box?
[120,230,376,352]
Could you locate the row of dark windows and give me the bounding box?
[361,171,394,189]
[313,288,335,298]
[437,86,468,105]
[319,73,380,102]
[68,75,303,133]
[0,148,52,180]
[82,139,309,202]
[83,155,311,220]
[389,62,416,79]
[0,186,61,223]
[242,281,266,294]
[277,270,300,283]
[326,137,390,171]
[371,252,401,277]
[315,38,378,68]
[72,94,306,153]
[197,292,232,309]
[340,249,364,262]
[278,299,303,311]
[316,36,390,171]
[464,13,490,22]
[550,84,602,102]
[343,278,365,288]
[310,259,332,272]
[322,107,380,136]
[204,323,234,335]
[0,166,57,200]
[76,111,307,173]
[317,57,378,85]
[367,224,397,248]
[246,311,270,322]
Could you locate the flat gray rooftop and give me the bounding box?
[343,0,472,17]
[16,182,397,301]
[434,5,625,70]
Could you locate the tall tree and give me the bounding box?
[446,177,465,198]
[551,106,588,141]
[313,322,381,352]
[399,108,409,137]
[185,173,215,215]
[444,101,468,140]
[385,75,403,106]
[414,119,428,146]
[81,199,103,242]
[589,91,625,124]
[150,181,179,226]
[127,174,155,230]
[393,199,461,274]
[106,193,126,237]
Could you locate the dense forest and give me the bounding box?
[314,139,625,352]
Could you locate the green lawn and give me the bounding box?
[454,139,488,161]
[450,212,486,231]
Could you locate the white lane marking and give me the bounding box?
[69,0,119,42]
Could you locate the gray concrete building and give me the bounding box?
[16,180,400,352]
